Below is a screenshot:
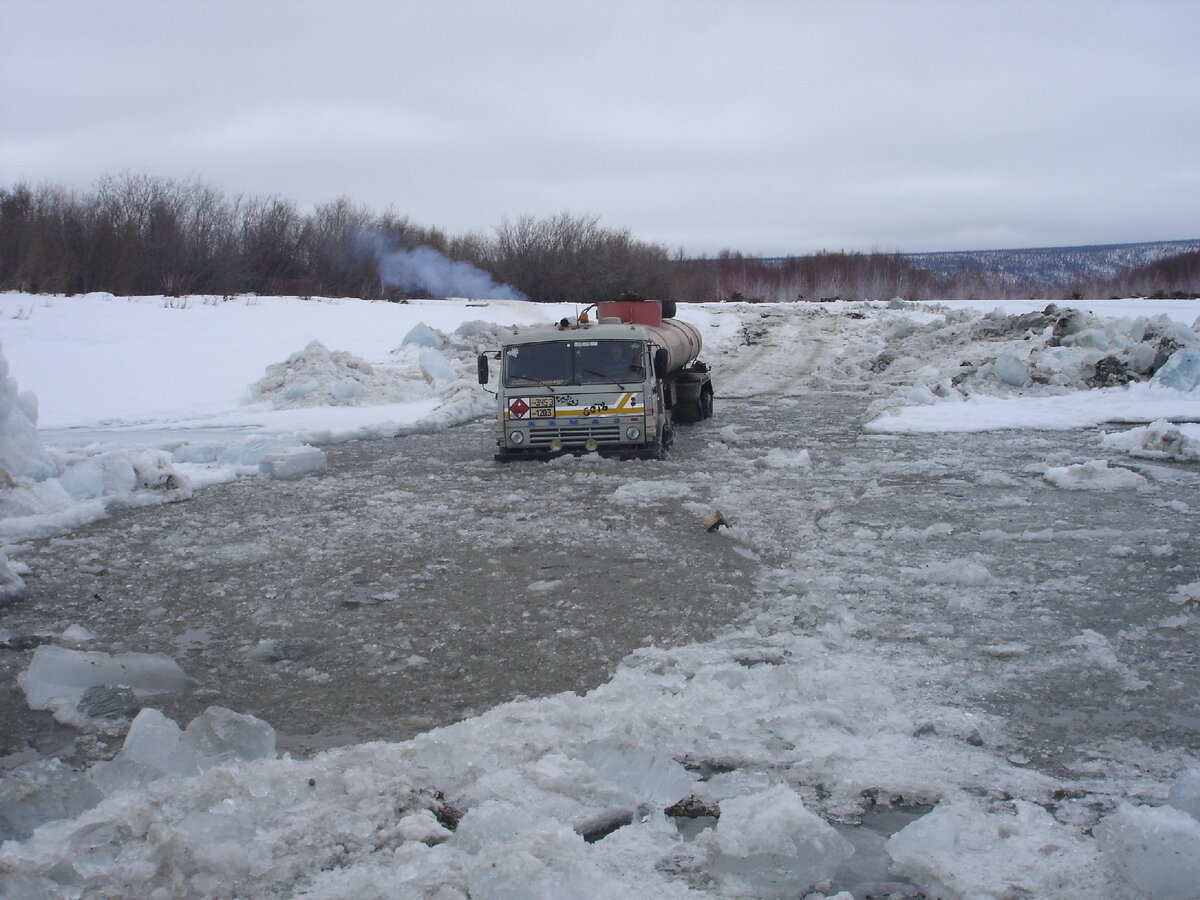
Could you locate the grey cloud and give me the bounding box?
[2,0,1198,256]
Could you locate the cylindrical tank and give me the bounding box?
[645,318,702,373]
[595,297,701,374]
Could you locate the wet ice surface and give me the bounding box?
[1,417,757,758]
[4,390,1199,774]
[3,389,1200,896]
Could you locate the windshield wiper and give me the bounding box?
[510,375,560,391]
[581,367,644,388]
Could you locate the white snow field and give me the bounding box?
[1,291,1200,899]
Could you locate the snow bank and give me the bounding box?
[250,340,437,408]
[853,303,1200,434]
[0,342,195,545]
[0,302,538,545]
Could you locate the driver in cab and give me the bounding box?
[596,342,642,380]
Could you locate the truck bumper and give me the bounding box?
[494,444,663,463]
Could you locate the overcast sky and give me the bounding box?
[3,0,1198,256]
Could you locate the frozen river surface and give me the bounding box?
[4,390,1197,782]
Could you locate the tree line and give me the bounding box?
[1,174,1196,303]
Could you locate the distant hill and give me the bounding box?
[902,239,1200,287]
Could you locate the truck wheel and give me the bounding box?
[662,423,675,450]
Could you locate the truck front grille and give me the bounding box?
[529,424,623,446]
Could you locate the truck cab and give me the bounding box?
[478,296,713,461]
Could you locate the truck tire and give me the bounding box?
[700,390,714,420]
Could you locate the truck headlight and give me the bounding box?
[625,426,641,440]
[509,430,525,445]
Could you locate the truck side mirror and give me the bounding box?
[477,354,489,385]
[653,348,669,380]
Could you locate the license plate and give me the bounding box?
[529,397,555,417]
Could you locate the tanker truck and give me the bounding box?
[477,294,714,461]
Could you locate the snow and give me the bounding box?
[0,546,26,600]
[1043,459,1150,491]
[1101,419,1200,462]
[2,291,1200,898]
[0,293,569,543]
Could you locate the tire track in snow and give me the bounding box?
[707,306,844,399]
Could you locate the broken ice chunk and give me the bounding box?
[992,353,1031,387]
[457,801,604,900]
[418,348,457,383]
[711,784,854,894]
[579,739,694,808]
[19,645,195,709]
[245,638,310,662]
[402,322,445,349]
[120,707,187,774]
[1167,768,1200,821]
[61,624,96,643]
[112,706,277,782]
[1095,802,1200,899]
[0,759,104,841]
[1151,348,1200,392]
[1043,459,1148,491]
[180,706,277,771]
[884,803,961,882]
[258,446,327,480]
[331,377,365,400]
[0,548,28,601]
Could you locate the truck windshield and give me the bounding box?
[504,341,644,387]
